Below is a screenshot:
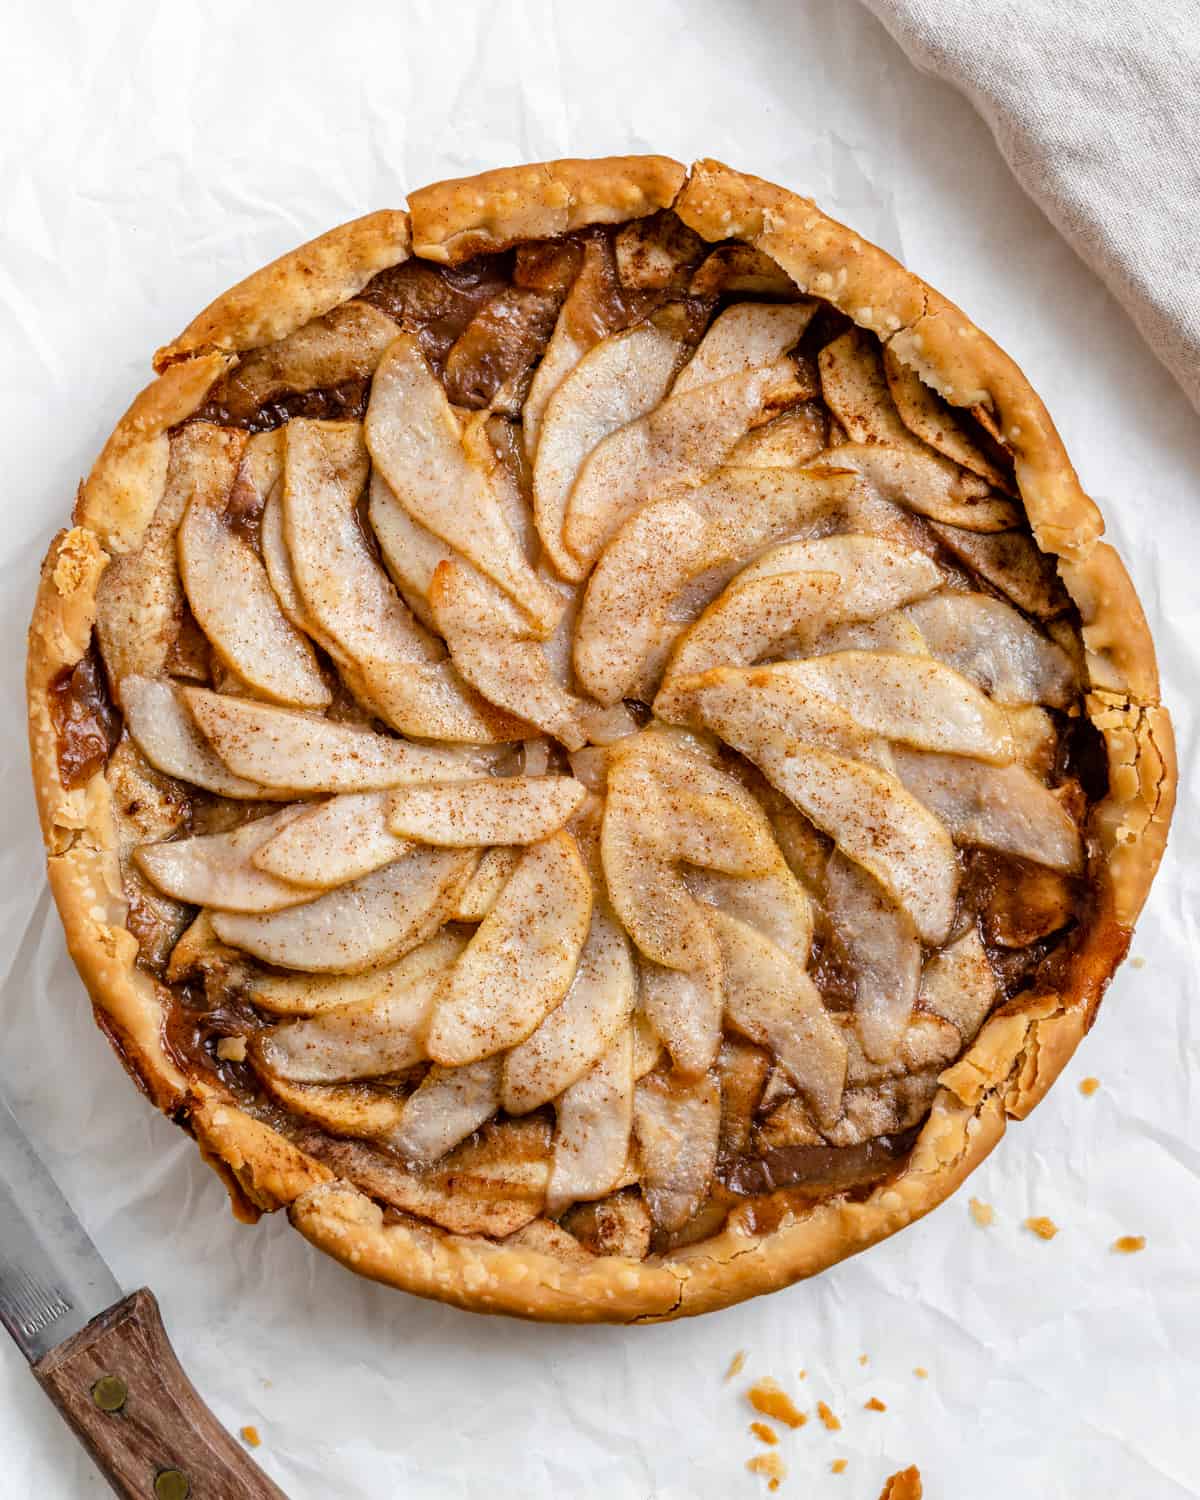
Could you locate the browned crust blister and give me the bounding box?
[26,155,1177,1322]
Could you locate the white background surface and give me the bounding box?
[1,2,1197,1496]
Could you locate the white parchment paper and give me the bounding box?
[1,3,1196,1495]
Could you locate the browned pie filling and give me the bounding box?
[62,209,1109,1260]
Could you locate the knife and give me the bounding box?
[0,1088,288,1498]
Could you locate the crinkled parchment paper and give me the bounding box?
[1,2,1197,1495]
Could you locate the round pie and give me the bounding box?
[27,156,1176,1322]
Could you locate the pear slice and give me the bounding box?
[244,939,455,1018]
[882,346,1014,491]
[429,560,584,749]
[386,1056,503,1166]
[562,355,805,571]
[450,846,521,921]
[254,929,467,1081]
[672,302,814,395]
[532,323,684,580]
[545,1027,635,1217]
[121,676,276,799]
[637,955,724,1080]
[182,687,503,793]
[96,424,244,686]
[730,403,829,467]
[655,538,942,711]
[689,246,797,297]
[711,910,846,1129]
[685,862,813,971]
[929,523,1067,618]
[365,334,562,631]
[891,746,1084,872]
[251,792,411,890]
[824,852,921,1063]
[633,1071,721,1233]
[259,487,316,634]
[523,236,631,461]
[632,1006,665,1080]
[687,668,959,943]
[425,832,592,1066]
[212,847,476,972]
[574,467,853,704]
[812,442,1018,531]
[772,652,1019,763]
[366,469,454,630]
[811,611,927,657]
[178,449,330,710]
[386,775,586,847]
[256,1076,408,1140]
[135,805,314,913]
[818,327,915,445]
[905,592,1076,706]
[501,905,636,1114]
[919,929,999,1045]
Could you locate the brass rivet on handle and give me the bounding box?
[154,1470,191,1500]
[90,1374,128,1412]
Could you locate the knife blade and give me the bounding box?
[0,1087,287,1498]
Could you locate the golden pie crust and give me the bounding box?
[27,156,1175,1321]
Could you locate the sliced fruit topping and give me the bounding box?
[818,327,915,445]
[574,467,854,704]
[211,846,475,972]
[178,441,329,709]
[387,1057,503,1165]
[824,853,921,1062]
[672,302,814,394]
[366,469,454,630]
[121,675,274,799]
[251,791,411,889]
[685,667,960,943]
[813,442,1018,530]
[426,831,592,1065]
[882,346,1014,490]
[655,535,942,710]
[684,863,813,971]
[891,747,1084,871]
[904,592,1076,706]
[182,687,502,793]
[689,246,796,297]
[637,959,724,1081]
[386,775,586,847]
[633,1071,721,1233]
[615,211,706,289]
[244,951,436,1017]
[730,403,829,467]
[711,910,847,1128]
[135,805,313,913]
[206,301,402,421]
[442,285,562,411]
[259,486,315,634]
[365,334,561,631]
[545,1027,635,1217]
[96,424,246,686]
[450,846,521,921]
[255,1077,408,1140]
[918,928,998,1044]
[254,930,467,1081]
[773,651,1019,763]
[930,523,1069,617]
[429,559,584,749]
[532,323,684,580]
[502,905,636,1114]
[562,355,807,571]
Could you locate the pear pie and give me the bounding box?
[27,157,1175,1321]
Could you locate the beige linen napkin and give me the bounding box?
[862,0,1200,411]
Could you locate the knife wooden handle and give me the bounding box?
[32,1287,287,1499]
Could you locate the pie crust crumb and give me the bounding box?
[239,1426,261,1448]
[746,1451,786,1490]
[1112,1235,1146,1254]
[750,1421,779,1445]
[878,1466,923,1500]
[913,1367,929,1379]
[216,1036,248,1063]
[1025,1215,1060,1240]
[858,1353,869,1366]
[832,1459,848,1474]
[969,1197,995,1227]
[816,1400,841,1431]
[864,1397,887,1412]
[726,1349,748,1381]
[747,1378,807,1429]
[1079,1077,1101,1097]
